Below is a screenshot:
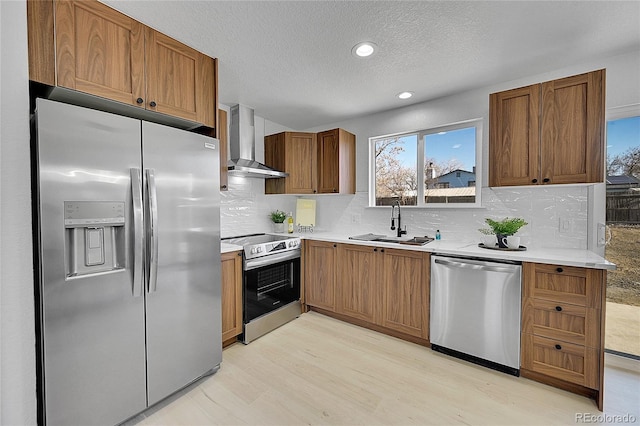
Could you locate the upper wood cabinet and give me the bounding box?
[264,128,356,195]
[27,0,217,129]
[489,69,604,187]
[265,132,317,194]
[317,129,356,194]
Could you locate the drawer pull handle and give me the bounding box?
[555,306,563,312]
[556,267,564,273]
[531,178,538,183]
[555,344,562,350]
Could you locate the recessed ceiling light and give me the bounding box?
[352,42,377,58]
[397,91,413,99]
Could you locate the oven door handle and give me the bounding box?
[245,250,301,271]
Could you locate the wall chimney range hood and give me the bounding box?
[227,104,288,179]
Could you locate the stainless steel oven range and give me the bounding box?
[222,233,301,343]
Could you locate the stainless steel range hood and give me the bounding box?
[227,104,288,178]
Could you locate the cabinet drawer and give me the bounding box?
[522,298,600,347]
[523,263,603,308]
[521,334,599,389]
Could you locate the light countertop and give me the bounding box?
[288,231,616,270]
[221,242,243,254]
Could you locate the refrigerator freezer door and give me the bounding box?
[35,99,147,425]
[141,122,222,405]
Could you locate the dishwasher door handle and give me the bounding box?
[434,258,518,273]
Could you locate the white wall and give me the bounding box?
[0,1,37,424]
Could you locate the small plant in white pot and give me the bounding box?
[478,228,497,247]
[270,210,287,233]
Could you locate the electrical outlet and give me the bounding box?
[351,213,361,224]
[559,217,573,234]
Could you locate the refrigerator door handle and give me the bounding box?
[146,168,159,293]
[130,168,144,297]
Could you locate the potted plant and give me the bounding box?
[270,210,287,233]
[478,228,497,247]
[485,217,528,248]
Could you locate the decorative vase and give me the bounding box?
[273,222,285,233]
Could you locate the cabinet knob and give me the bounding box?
[237,252,242,257]
[531,178,538,183]
[556,267,564,273]
[555,306,563,312]
[554,344,562,350]
[333,244,337,248]
[149,101,157,108]
[221,185,227,190]
[373,248,378,252]
[543,177,550,183]
[313,190,317,193]
[136,97,144,104]
[380,249,385,253]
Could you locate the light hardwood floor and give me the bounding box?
[138,312,640,425]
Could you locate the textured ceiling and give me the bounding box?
[103,1,640,130]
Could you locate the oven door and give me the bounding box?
[244,250,301,323]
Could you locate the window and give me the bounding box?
[370,119,482,207]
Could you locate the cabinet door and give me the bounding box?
[221,251,243,342]
[380,249,429,339]
[317,129,339,193]
[317,129,356,194]
[285,132,317,194]
[336,244,379,323]
[489,84,540,186]
[540,70,604,184]
[54,0,145,106]
[145,28,216,127]
[305,240,337,311]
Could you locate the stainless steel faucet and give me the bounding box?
[390,200,407,238]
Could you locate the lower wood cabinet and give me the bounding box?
[221,250,243,345]
[520,262,605,409]
[380,249,430,340]
[305,241,430,343]
[304,240,338,312]
[336,244,379,323]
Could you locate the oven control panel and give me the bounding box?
[245,237,301,259]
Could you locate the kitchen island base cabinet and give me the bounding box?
[520,262,605,410]
[305,242,430,345]
[221,251,243,347]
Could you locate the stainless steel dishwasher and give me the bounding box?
[430,255,522,376]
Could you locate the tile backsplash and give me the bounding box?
[221,177,589,249]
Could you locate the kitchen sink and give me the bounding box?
[373,236,434,246]
[348,233,433,246]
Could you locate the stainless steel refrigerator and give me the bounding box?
[33,98,222,425]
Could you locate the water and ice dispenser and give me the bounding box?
[64,201,126,278]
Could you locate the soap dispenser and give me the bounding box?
[287,212,294,233]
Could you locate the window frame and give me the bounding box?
[369,118,483,208]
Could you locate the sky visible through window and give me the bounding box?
[393,128,476,174]
[607,115,640,159]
